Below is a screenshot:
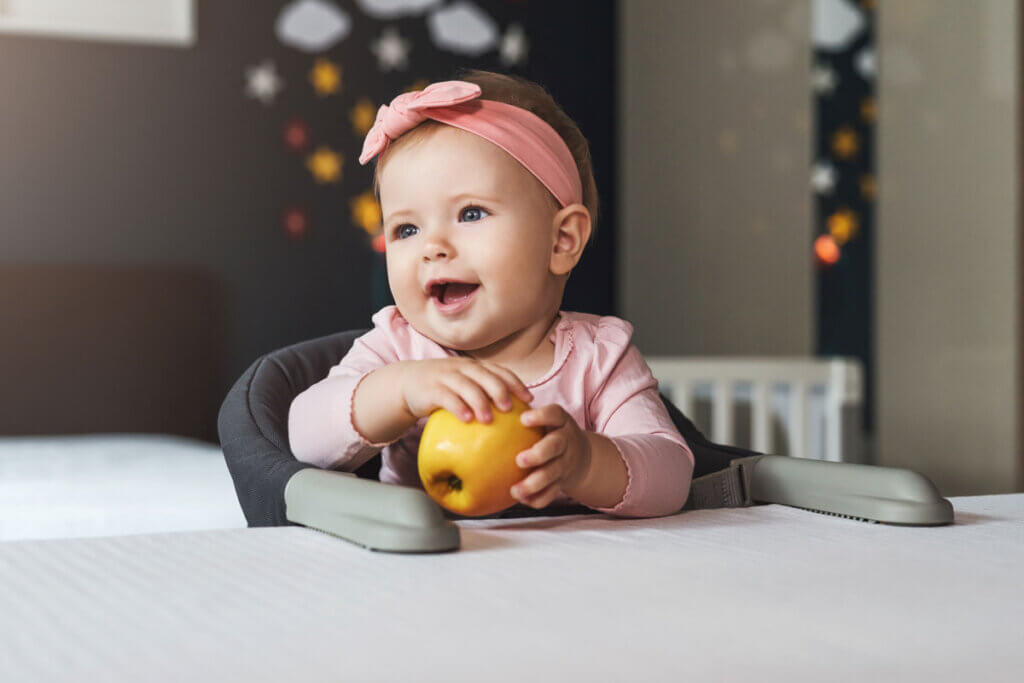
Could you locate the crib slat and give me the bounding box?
[752,381,772,454]
[711,381,733,445]
[789,382,808,459]
[673,383,693,420]
[825,382,842,462]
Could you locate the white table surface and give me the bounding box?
[2,494,1021,682]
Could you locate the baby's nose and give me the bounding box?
[423,241,453,261]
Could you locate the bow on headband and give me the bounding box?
[358,79,583,208]
[358,81,481,165]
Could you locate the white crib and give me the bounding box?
[646,356,864,463]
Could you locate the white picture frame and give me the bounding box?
[0,0,195,47]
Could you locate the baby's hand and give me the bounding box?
[399,358,533,423]
[510,404,592,509]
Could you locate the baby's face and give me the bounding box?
[379,125,562,351]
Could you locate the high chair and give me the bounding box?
[218,329,953,553]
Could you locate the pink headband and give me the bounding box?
[358,80,583,208]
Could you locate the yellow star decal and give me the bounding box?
[350,190,382,235]
[831,126,859,160]
[351,98,377,136]
[306,146,343,183]
[310,58,341,97]
[827,209,858,245]
[404,78,430,93]
[860,174,877,201]
[860,97,877,124]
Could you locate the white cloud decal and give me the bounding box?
[427,1,499,57]
[812,0,865,51]
[356,0,441,19]
[276,0,351,53]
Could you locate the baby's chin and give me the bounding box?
[407,312,494,352]
[421,325,489,353]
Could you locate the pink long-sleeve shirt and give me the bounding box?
[287,306,694,518]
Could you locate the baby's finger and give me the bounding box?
[519,481,561,509]
[521,404,568,429]
[479,362,534,405]
[459,364,515,412]
[440,375,493,423]
[511,456,565,498]
[435,386,474,423]
[515,431,567,468]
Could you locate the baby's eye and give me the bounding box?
[459,205,488,222]
[395,224,418,240]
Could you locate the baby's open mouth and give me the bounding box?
[430,282,480,305]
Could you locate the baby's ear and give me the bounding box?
[549,204,592,276]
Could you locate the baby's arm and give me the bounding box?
[350,362,418,444]
[584,345,695,518]
[288,331,413,471]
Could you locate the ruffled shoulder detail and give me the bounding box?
[561,311,634,354]
[526,313,575,387]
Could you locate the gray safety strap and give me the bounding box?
[682,455,763,510]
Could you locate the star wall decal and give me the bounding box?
[350,100,378,139]
[859,174,877,201]
[371,27,411,71]
[245,60,284,105]
[860,97,877,123]
[310,57,342,96]
[811,64,837,95]
[827,209,858,245]
[499,23,528,66]
[282,206,309,240]
[306,147,343,183]
[811,162,837,194]
[831,126,859,160]
[351,98,378,136]
[404,78,430,93]
[283,118,311,151]
[351,190,383,235]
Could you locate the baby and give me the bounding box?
[288,70,694,518]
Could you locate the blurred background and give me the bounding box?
[0,0,1019,516]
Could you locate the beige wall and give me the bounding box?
[620,0,814,357]
[621,0,1020,494]
[877,0,1019,494]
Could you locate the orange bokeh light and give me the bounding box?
[814,234,840,265]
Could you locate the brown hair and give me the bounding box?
[372,69,599,237]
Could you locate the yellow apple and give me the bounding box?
[418,396,544,516]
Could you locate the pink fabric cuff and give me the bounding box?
[348,369,398,450]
